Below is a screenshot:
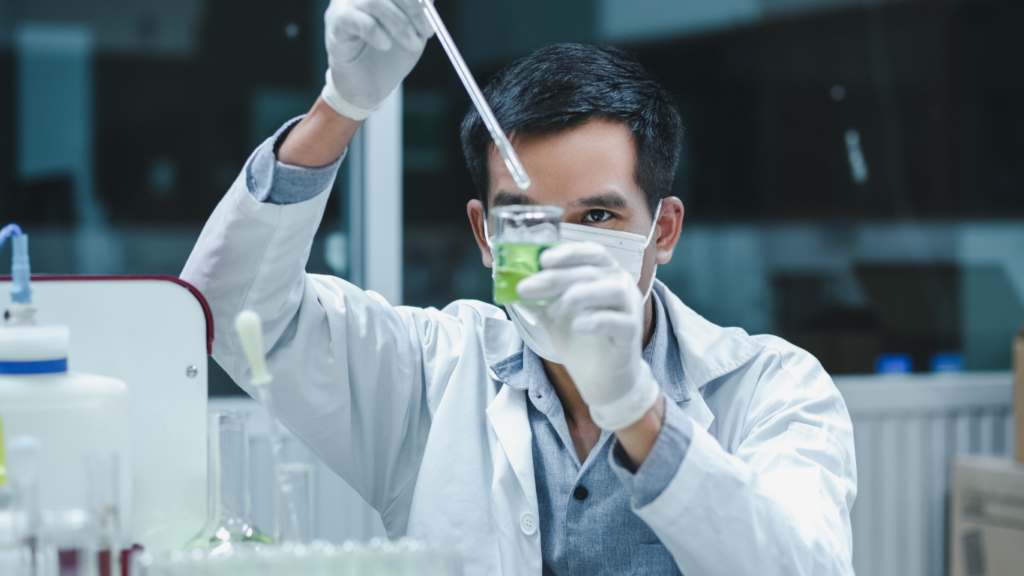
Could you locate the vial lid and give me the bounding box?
[0,325,69,374]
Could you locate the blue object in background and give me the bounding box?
[0,223,32,304]
[876,353,913,374]
[930,352,965,373]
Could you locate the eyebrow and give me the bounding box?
[570,194,627,210]
[489,191,629,210]
[492,191,534,207]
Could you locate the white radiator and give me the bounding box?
[211,372,1017,576]
[836,372,1016,576]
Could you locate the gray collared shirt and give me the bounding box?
[491,292,694,575]
[251,117,696,574]
[247,116,343,205]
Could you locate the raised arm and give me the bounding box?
[278,0,432,168]
[181,0,449,536]
[276,96,361,168]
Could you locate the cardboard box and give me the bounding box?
[950,457,1024,576]
[1016,331,1023,464]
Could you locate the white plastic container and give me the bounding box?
[0,323,132,540]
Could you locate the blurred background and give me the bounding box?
[2,0,1023,389]
[3,0,1021,395]
[3,1,1022,573]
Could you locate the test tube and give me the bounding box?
[7,436,40,575]
[85,452,121,576]
[274,463,315,545]
[40,509,92,576]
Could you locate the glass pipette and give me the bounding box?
[417,0,531,192]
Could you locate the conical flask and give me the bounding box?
[188,410,270,553]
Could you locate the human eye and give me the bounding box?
[582,209,613,223]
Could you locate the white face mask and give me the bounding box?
[484,200,662,363]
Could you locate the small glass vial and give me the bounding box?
[490,205,563,305]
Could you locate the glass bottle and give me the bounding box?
[187,411,270,553]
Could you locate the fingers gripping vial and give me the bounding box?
[517,242,661,431]
[482,207,664,430]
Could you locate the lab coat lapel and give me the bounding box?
[486,383,537,506]
[483,316,541,576]
[482,316,537,508]
[656,281,765,432]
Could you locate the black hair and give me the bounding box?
[460,43,684,217]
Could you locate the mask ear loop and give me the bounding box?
[642,199,664,248]
[640,200,664,301]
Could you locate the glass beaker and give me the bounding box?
[187,411,270,554]
[274,463,314,545]
[490,206,563,305]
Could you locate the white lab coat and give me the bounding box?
[181,172,857,576]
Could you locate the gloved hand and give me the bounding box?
[516,242,661,431]
[322,0,434,120]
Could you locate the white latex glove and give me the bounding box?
[322,0,434,120]
[516,242,661,431]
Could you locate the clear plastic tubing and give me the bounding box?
[417,0,531,192]
[0,223,31,305]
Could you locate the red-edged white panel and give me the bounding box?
[1,275,210,550]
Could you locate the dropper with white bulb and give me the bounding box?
[233,310,300,543]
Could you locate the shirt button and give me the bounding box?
[573,485,589,501]
[520,512,538,536]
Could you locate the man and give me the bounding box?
[182,0,857,574]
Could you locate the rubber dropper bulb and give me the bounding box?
[234,310,273,387]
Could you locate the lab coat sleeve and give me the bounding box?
[633,340,857,576]
[181,150,473,535]
[608,399,692,508]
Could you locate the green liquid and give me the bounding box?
[494,243,552,304]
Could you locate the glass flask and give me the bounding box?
[187,411,270,553]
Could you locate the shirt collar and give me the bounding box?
[646,290,689,402]
[490,291,689,403]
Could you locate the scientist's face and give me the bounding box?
[467,117,684,294]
